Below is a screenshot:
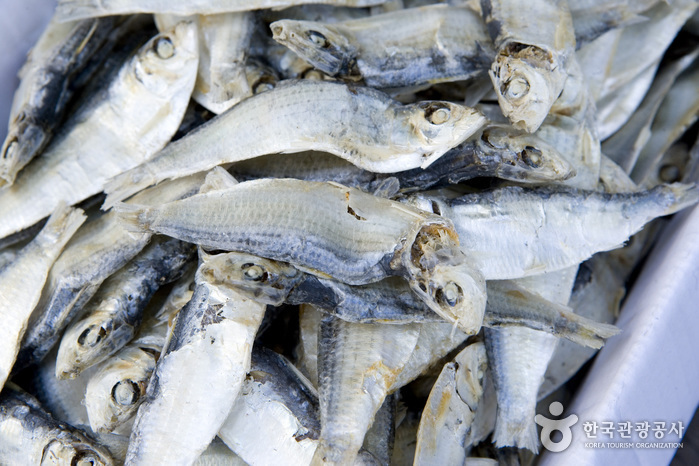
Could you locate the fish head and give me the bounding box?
[399,101,487,168]
[475,125,576,182]
[405,223,486,334]
[41,439,113,466]
[85,347,155,433]
[55,306,129,380]
[410,258,487,336]
[199,250,302,305]
[270,20,356,76]
[489,44,566,133]
[130,21,199,99]
[245,59,279,95]
[0,117,49,187]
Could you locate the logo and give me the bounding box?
[535,402,579,452]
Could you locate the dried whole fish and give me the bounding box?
[0,205,85,388]
[14,174,205,371]
[270,5,495,88]
[56,0,389,21]
[125,251,266,464]
[0,383,114,465]
[414,342,488,464]
[0,17,117,187]
[103,79,486,207]
[0,22,199,240]
[115,179,488,334]
[482,0,575,133]
[412,183,699,279]
[55,237,194,379]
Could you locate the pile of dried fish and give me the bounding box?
[1,0,698,464]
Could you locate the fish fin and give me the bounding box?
[113,203,154,235]
[199,167,238,194]
[102,169,157,210]
[561,314,620,349]
[661,183,699,215]
[38,203,86,247]
[493,416,539,454]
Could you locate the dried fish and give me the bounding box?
[14,174,205,371]
[414,342,488,464]
[271,5,494,88]
[411,183,699,279]
[313,314,419,464]
[56,0,389,21]
[0,383,114,465]
[0,16,117,187]
[0,22,199,240]
[125,251,266,464]
[482,0,575,133]
[55,237,194,379]
[103,80,486,207]
[116,179,488,334]
[0,205,84,388]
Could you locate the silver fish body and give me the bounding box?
[15,174,205,371]
[0,22,199,240]
[414,342,488,464]
[271,5,495,88]
[115,179,487,334]
[125,252,267,465]
[313,314,420,464]
[0,16,118,187]
[55,237,195,379]
[103,79,486,206]
[0,384,115,466]
[0,205,85,387]
[56,0,389,21]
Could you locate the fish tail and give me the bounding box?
[559,313,621,349]
[660,183,699,215]
[102,169,157,210]
[113,203,155,235]
[493,415,540,454]
[38,203,87,248]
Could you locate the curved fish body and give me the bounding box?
[218,347,321,466]
[482,0,576,133]
[103,79,486,207]
[412,183,699,279]
[0,205,85,388]
[55,237,195,379]
[115,179,487,334]
[14,174,205,371]
[0,22,199,240]
[231,125,575,191]
[84,269,195,433]
[56,0,388,21]
[125,253,267,465]
[312,314,420,465]
[156,12,255,114]
[0,16,118,187]
[270,5,495,88]
[414,342,488,465]
[0,384,115,466]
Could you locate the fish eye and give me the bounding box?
[252,80,275,94]
[77,326,107,347]
[520,146,542,167]
[307,30,329,48]
[72,451,99,466]
[154,37,175,59]
[436,282,462,307]
[111,380,140,406]
[423,104,452,125]
[241,263,266,281]
[506,77,530,99]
